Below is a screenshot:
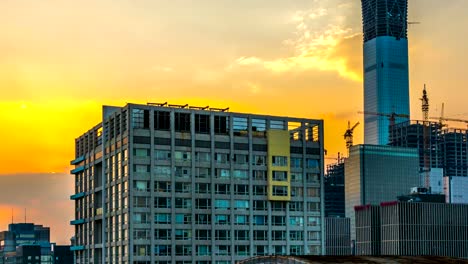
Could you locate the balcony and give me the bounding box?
[70,156,85,165]
[70,219,85,225]
[70,192,86,200]
[70,166,85,174]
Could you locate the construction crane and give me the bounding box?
[420,85,430,190]
[344,121,360,151]
[429,115,468,127]
[358,111,410,143]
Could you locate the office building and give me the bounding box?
[70,103,325,263]
[324,217,351,256]
[324,162,345,218]
[0,223,72,264]
[344,145,419,240]
[361,0,410,145]
[445,176,468,204]
[355,201,468,258]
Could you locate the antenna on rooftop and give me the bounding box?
[11,208,13,224]
[25,208,27,223]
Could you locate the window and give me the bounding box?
[175,112,190,132]
[290,245,303,255]
[215,184,230,194]
[133,212,149,224]
[195,114,210,133]
[306,159,319,169]
[272,230,286,241]
[253,200,267,210]
[134,197,150,208]
[233,117,248,135]
[214,199,230,209]
[234,184,248,195]
[235,200,249,210]
[197,245,211,256]
[236,245,250,256]
[134,148,149,157]
[233,169,248,179]
[253,170,266,181]
[272,186,288,196]
[289,201,304,212]
[308,216,320,226]
[215,230,230,240]
[307,187,320,197]
[175,182,191,193]
[253,185,266,195]
[254,230,267,240]
[255,245,268,256]
[134,180,149,192]
[154,166,171,177]
[175,229,192,240]
[155,150,171,161]
[155,245,171,256]
[215,245,230,256]
[154,111,170,130]
[291,173,303,182]
[195,183,210,194]
[195,214,211,225]
[272,171,288,181]
[253,215,267,225]
[154,197,171,208]
[214,116,229,134]
[195,152,211,163]
[252,118,266,132]
[155,213,171,224]
[155,229,171,240]
[270,120,285,129]
[175,245,192,256]
[215,215,230,225]
[195,167,211,178]
[306,173,319,183]
[252,155,266,166]
[272,216,286,226]
[289,216,304,226]
[235,215,249,225]
[233,154,248,165]
[235,230,249,240]
[215,169,230,179]
[291,187,303,197]
[272,156,288,166]
[214,153,229,164]
[175,214,192,224]
[195,198,211,209]
[175,167,191,178]
[308,202,320,211]
[134,245,150,256]
[175,198,192,209]
[308,231,320,240]
[132,109,149,129]
[134,164,149,173]
[174,151,191,161]
[271,201,286,211]
[155,181,171,192]
[290,231,304,241]
[290,157,302,168]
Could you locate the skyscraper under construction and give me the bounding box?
[361,0,410,145]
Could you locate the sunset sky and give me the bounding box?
[1,0,468,244]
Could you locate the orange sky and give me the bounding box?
[1,0,468,244]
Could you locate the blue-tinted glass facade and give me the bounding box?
[361,0,410,145]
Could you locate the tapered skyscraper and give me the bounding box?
[361,0,410,145]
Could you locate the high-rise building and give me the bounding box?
[361,0,410,144]
[70,103,325,263]
[324,217,351,256]
[324,162,345,218]
[344,145,419,240]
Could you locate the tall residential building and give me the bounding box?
[344,145,419,240]
[70,103,325,264]
[361,0,410,144]
[355,201,468,258]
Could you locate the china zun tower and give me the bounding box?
[361,0,410,145]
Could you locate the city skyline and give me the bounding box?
[1,0,468,245]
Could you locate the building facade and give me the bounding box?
[344,145,419,240]
[361,0,410,145]
[324,162,345,218]
[355,202,468,259]
[70,103,325,263]
[324,217,351,256]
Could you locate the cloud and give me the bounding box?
[229,1,361,82]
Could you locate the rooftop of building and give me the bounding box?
[238,255,468,264]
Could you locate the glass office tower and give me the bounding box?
[361,0,410,144]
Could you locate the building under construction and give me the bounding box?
[325,162,345,218]
[389,121,468,178]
